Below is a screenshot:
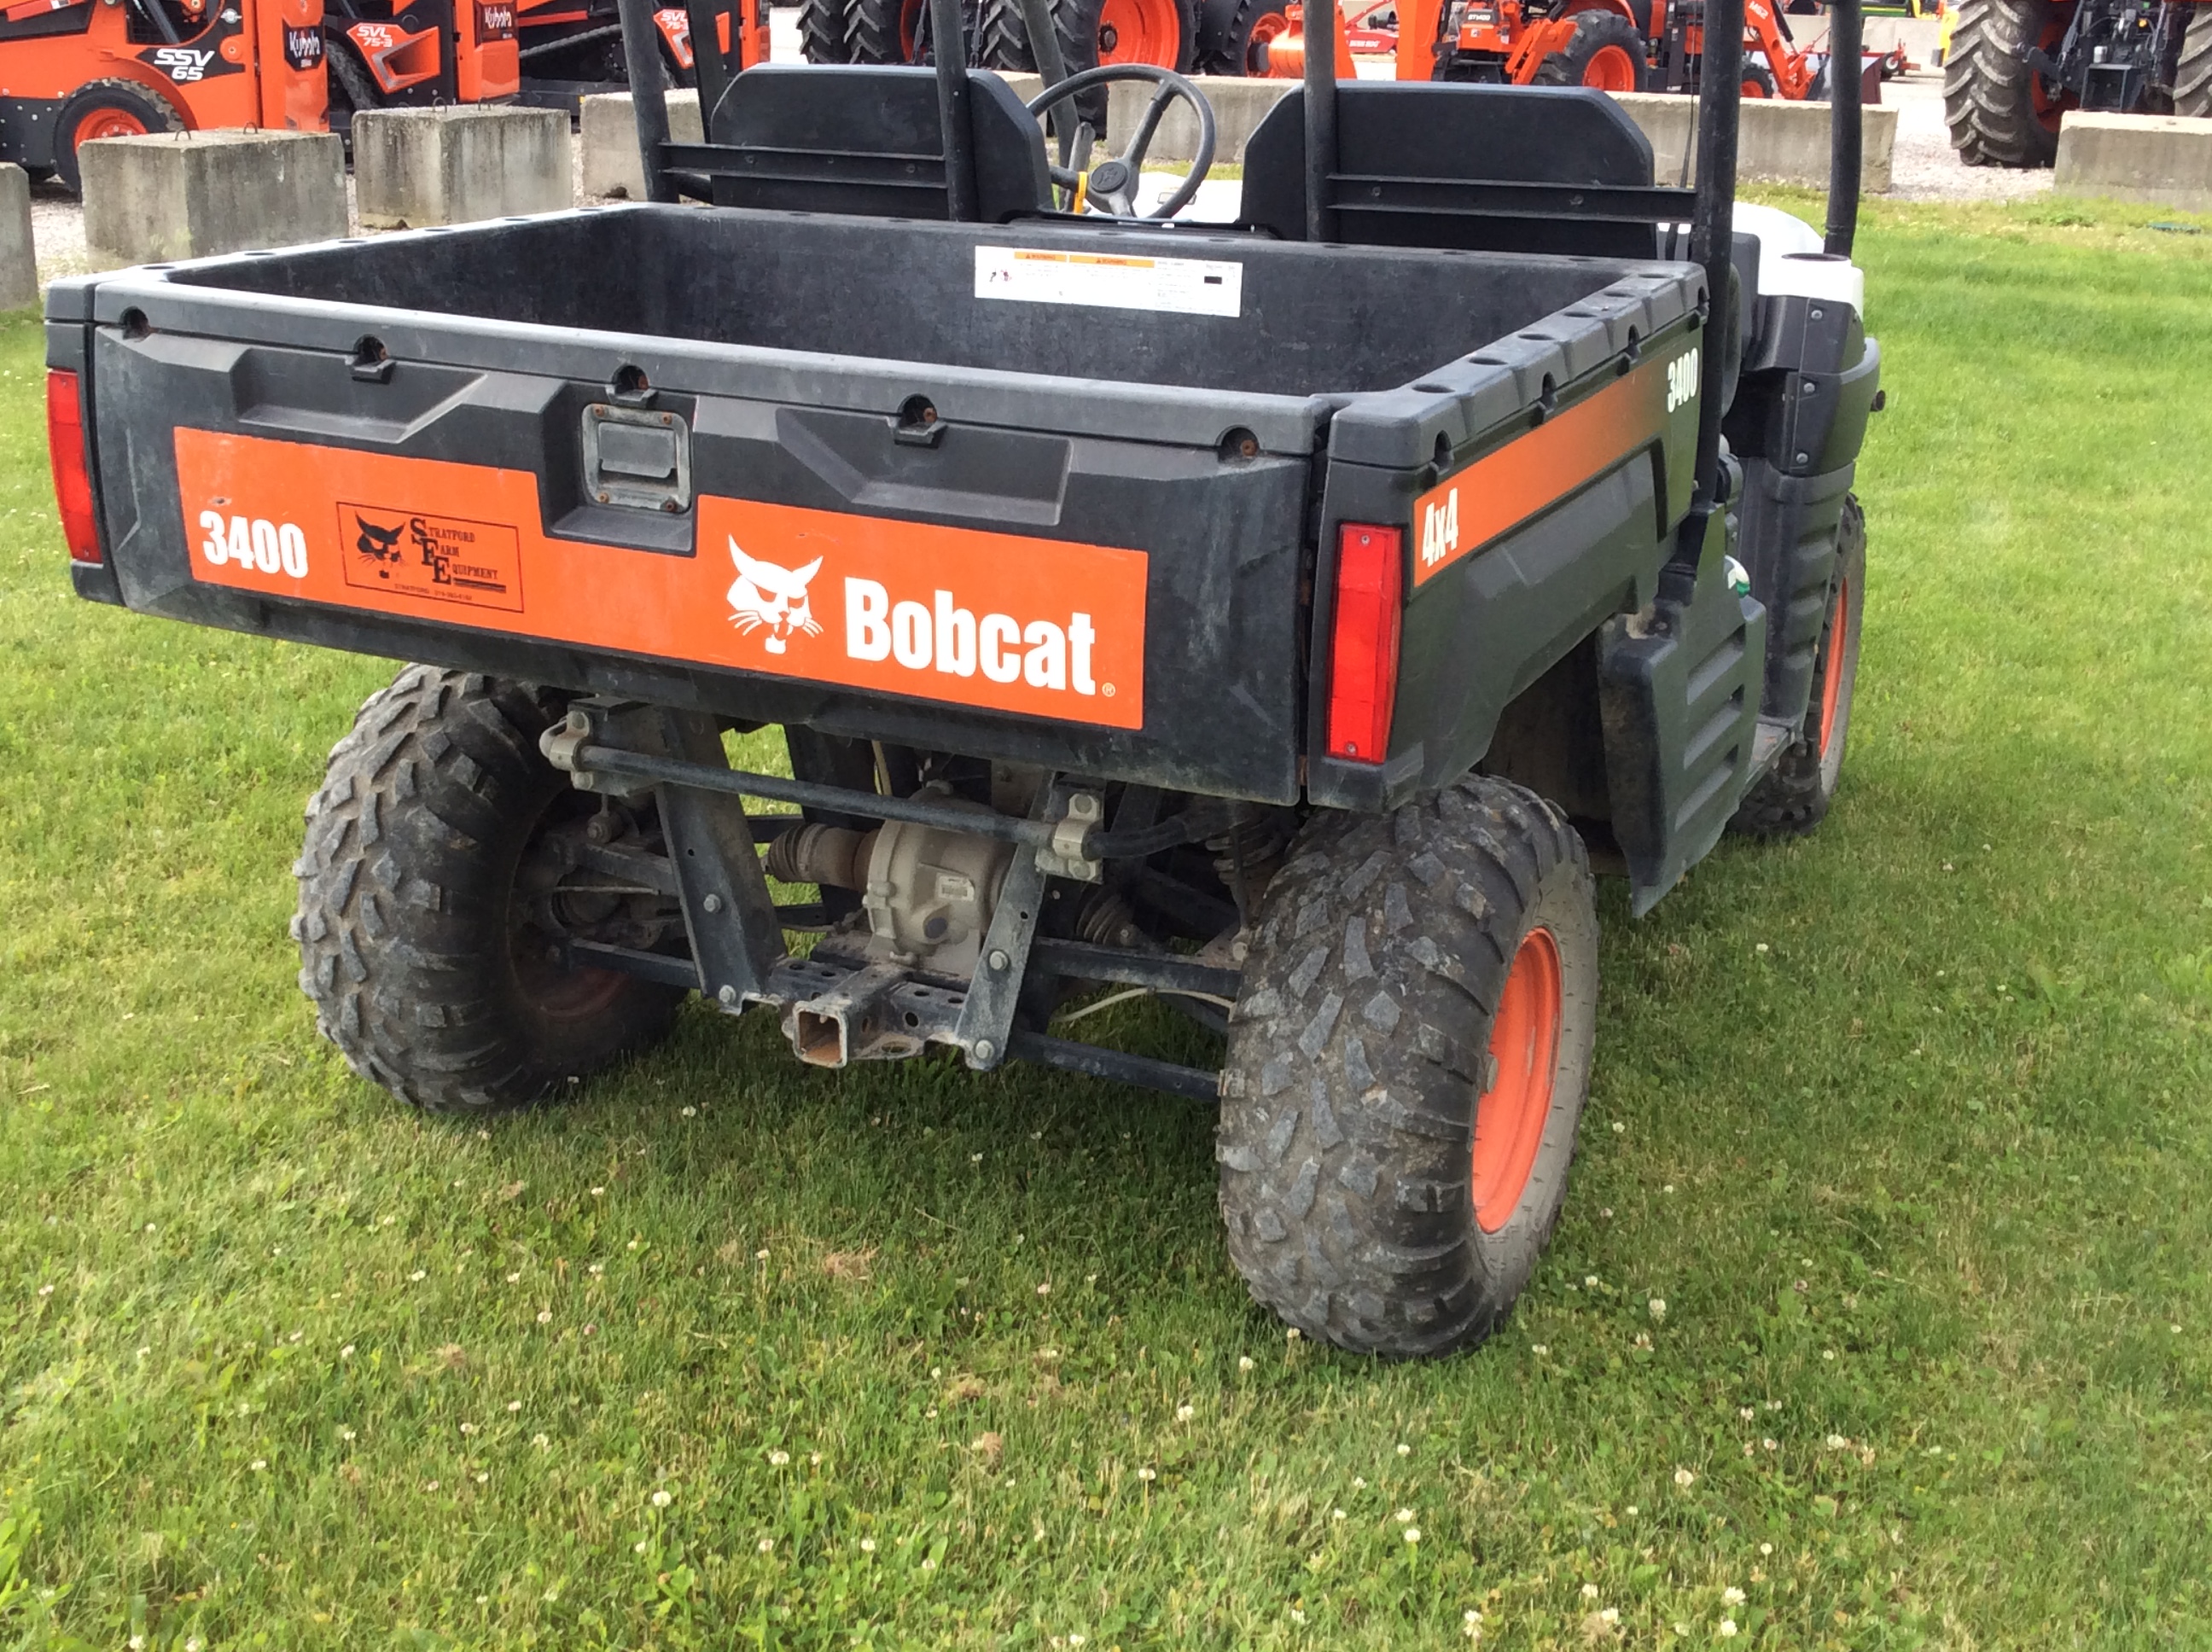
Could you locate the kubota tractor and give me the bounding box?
[1945,0,2212,166]
[511,0,765,108]
[0,0,325,193]
[320,0,518,131]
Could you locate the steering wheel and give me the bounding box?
[1025,63,1218,219]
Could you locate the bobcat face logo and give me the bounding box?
[726,541,822,654]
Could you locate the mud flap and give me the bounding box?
[1597,503,1767,916]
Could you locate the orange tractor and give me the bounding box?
[320,0,517,128]
[1231,0,1876,98]
[0,0,325,191]
[799,0,1199,74]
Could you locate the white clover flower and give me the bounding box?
[506,1272,521,1283]
[537,1309,553,1324]
[682,1107,696,1118]
[1723,1586,1746,1606]
[1287,1328,1301,1342]
[1760,1543,1773,1556]
[1581,1583,1598,1599]
[1586,1275,1601,1288]
[1036,1283,1051,1296]
[1674,1468,1696,1489]
[1353,1477,1366,1490]
[634,1539,649,1555]
[340,1428,356,1441]
[755,1248,770,1260]
[1648,1298,1667,1322]
[1763,1438,1778,1451]
[1720,1620,1739,1638]
[1739,1407,1755,1421]
[860,1538,876,1553]
[651,1489,672,1508]
[249,1458,267,1472]
[508,1400,522,1412]
[811,1452,823,1466]
[1397,1442,1412,1457]
[1610,1121,1626,1134]
[1176,1405,1194,1422]
[1395,1508,1414,1523]
[1625,1505,1638,1516]
[409,1271,427,1283]
[1239,1356,1254,1372]
[1600,1608,1619,1625]
[1332,1509,1347,1521]
[533,1434,550,1449]
[341,1344,355,1358]
[768,1450,791,1467]
[758,1537,774,1553]
[1068,1636,1084,1647]
[1530,1344,1549,1357]
[1826,1434,1848,1450]
[1403,1527,1420,1544]
[1137,1467,1156,1482]
[1823,1349,1837,1361]
[591,1186,605,1196]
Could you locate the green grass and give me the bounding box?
[3,195,2211,1650]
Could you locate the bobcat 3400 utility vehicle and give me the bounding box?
[47,0,1879,1357]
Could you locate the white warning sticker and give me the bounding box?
[974,246,1243,318]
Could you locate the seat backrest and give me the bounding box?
[696,64,1051,223]
[1241,82,1665,259]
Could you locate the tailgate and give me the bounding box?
[52,263,1322,804]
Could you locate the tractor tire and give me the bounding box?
[799,0,856,61]
[1195,0,1289,74]
[1218,776,1600,1358]
[985,0,1196,73]
[850,0,919,60]
[1742,61,1777,96]
[2175,0,2212,117]
[294,666,685,1115]
[52,79,183,196]
[1533,9,1648,91]
[1943,0,2064,167]
[1730,494,1866,838]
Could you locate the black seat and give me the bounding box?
[1240,82,1676,259]
[678,64,1053,222]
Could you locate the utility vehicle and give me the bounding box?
[47,0,1879,1356]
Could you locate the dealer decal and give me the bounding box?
[1412,341,1696,586]
[175,430,1147,730]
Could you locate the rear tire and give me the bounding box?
[1741,61,1777,96]
[1534,9,1649,91]
[1218,776,1599,1358]
[52,79,182,196]
[850,0,920,59]
[2175,2,2212,117]
[1731,495,1866,838]
[798,0,856,61]
[294,666,685,1115]
[1943,0,2064,167]
[987,0,1195,73]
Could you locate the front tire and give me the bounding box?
[1534,9,1649,91]
[1218,777,1599,1358]
[1943,0,2065,167]
[52,79,183,195]
[294,667,685,1114]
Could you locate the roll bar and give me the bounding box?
[609,0,1865,509]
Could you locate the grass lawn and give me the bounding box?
[3,195,2211,1650]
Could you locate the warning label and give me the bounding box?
[338,503,523,612]
[974,245,1243,318]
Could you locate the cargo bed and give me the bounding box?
[53,205,1708,807]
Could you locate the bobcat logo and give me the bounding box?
[354,514,405,571]
[726,541,822,654]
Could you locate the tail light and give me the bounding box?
[46,369,102,565]
[1324,523,1403,764]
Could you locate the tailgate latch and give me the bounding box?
[583,403,692,514]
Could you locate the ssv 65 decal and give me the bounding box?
[175,430,1148,730]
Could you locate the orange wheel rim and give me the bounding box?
[1582,43,1638,90]
[1470,926,1563,1234]
[1741,74,1769,96]
[75,110,150,144]
[1097,0,1182,64]
[1246,7,1288,72]
[900,0,921,56]
[1817,574,1850,761]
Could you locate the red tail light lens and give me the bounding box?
[46,369,102,565]
[1324,523,1403,764]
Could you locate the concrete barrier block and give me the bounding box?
[1001,72,1290,166]
[354,106,572,229]
[1614,92,1896,193]
[579,90,704,201]
[81,131,346,270]
[2054,112,2212,209]
[0,163,33,309]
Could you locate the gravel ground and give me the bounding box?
[26,48,2054,287]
